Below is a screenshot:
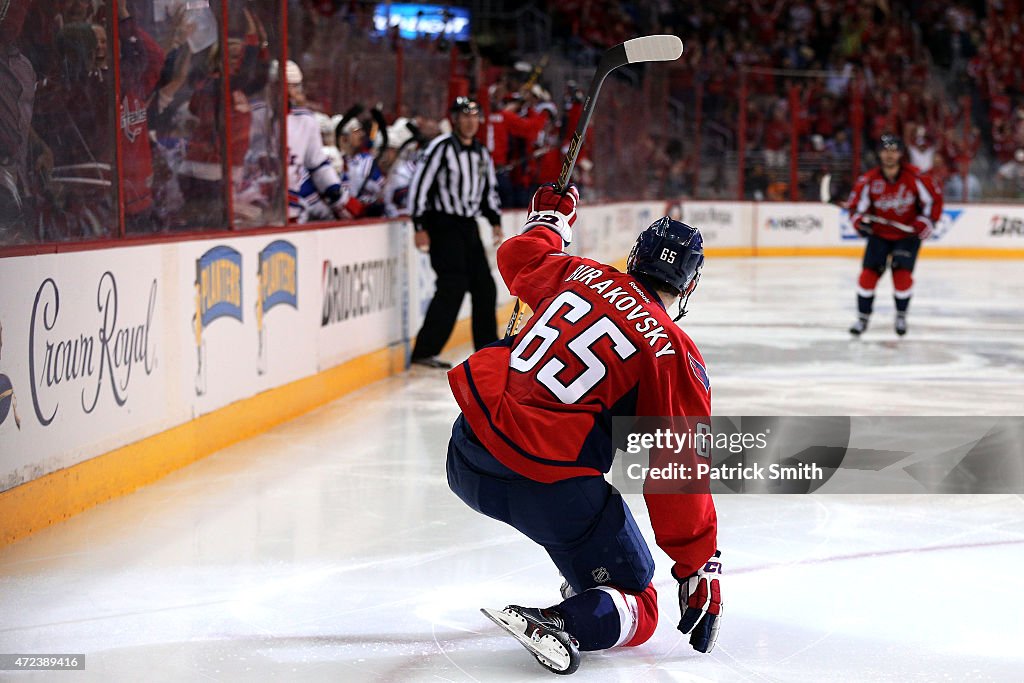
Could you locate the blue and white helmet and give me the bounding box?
[627,216,704,319]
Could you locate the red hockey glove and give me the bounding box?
[344,196,366,218]
[912,216,933,240]
[674,550,723,653]
[528,183,579,223]
[326,190,366,219]
[522,183,579,247]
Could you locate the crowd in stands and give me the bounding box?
[4,0,1024,246]
[549,0,1023,201]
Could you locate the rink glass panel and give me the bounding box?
[227,0,285,229]
[0,4,119,245]
[126,0,230,234]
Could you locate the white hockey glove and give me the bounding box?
[675,549,723,653]
[522,183,579,247]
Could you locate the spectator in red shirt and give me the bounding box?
[178,28,254,229]
[118,1,165,232]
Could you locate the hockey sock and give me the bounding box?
[552,588,623,651]
[893,269,913,313]
[857,269,880,315]
[624,583,658,646]
[554,584,658,651]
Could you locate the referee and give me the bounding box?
[409,97,503,369]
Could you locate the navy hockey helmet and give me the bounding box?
[627,217,704,320]
[878,133,904,152]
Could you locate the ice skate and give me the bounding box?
[849,314,869,336]
[481,605,580,675]
[895,312,907,336]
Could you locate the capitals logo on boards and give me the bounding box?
[194,245,242,395]
[256,240,298,375]
[0,321,21,431]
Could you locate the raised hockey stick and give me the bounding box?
[522,55,550,91]
[818,173,915,234]
[503,35,685,337]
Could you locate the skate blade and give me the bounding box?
[480,607,574,674]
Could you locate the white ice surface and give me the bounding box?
[1,257,1022,682]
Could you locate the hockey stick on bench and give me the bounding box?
[503,35,685,338]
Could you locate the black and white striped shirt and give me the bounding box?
[408,133,501,230]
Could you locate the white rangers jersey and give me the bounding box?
[287,108,344,223]
[383,144,420,217]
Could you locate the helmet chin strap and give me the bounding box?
[673,274,700,322]
[673,294,689,322]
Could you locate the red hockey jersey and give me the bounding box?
[119,17,165,217]
[847,164,943,241]
[447,227,717,577]
[482,109,545,167]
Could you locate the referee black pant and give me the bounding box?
[412,213,498,360]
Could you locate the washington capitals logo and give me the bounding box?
[120,95,148,143]
[688,352,710,393]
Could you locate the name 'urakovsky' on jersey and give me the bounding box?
[564,264,677,358]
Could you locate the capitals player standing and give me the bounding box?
[445,185,722,674]
[847,134,943,336]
